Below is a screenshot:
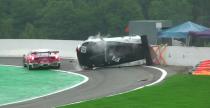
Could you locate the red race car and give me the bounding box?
[23,49,61,70]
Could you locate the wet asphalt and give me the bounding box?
[0,57,163,108]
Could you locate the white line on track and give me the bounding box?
[59,66,167,107]
[0,64,89,107]
[108,66,167,95]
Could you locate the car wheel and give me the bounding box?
[83,64,93,70]
[55,64,60,69]
[28,65,33,70]
[87,64,93,69]
[23,55,26,67]
[23,62,27,67]
[23,59,27,67]
[85,60,93,69]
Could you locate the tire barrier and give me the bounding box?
[192,60,210,75]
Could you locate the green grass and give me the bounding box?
[59,75,210,108]
[0,65,85,106]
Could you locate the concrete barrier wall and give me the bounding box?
[0,39,83,58]
[1,39,210,66]
[152,45,210,66]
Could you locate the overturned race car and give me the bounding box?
[76,35,152,69]
[23,49,61,70]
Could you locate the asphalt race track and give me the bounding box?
[0,57,164,108]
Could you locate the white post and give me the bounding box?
[187,35,191,46]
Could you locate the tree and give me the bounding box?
[10,0,47,38]
[0,18,14,38]
[138,0,152,20]
[21,23,37,39]
[37,0,76,39]
[0,0,210,39]
[95,0,143,36]
[190,0,210,26]
[149,0,193,24]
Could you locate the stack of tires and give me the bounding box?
[192,60,210,75]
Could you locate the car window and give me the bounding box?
[36,52,50,57]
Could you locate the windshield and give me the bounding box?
[36,52,51,57]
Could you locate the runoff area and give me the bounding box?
[0,65,86,106]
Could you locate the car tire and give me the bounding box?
[55,64,60,69]
[85,59,93,69]
[23,61,27,67]
[82,64,93,70]
[87,64,93,69]
[28,65,33,70]
[23,62,27,67]
[23,59,27,67]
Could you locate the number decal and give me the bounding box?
[80,46,87,53]
[112,56,120,62]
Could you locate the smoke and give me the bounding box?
[68,59,83,71]
[74,61,83,71]
[85,32,109,54]
[87,32,111,40]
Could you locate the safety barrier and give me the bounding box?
[0,39,82,58]
[192,60,210,75]
[1,39,210,66]
[150,45,210,66]
[151,44,168,65]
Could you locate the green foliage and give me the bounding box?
[149,0,193,24]
[0,0,209,39]
[96,0,143,36]
[21,23,37,39]
[0,18,14,38]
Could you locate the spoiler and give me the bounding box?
[31,51,59,54]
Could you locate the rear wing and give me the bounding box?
[31,51,59,54]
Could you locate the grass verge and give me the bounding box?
[0,65,85,106]
[59,74,210,108]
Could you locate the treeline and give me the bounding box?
[0,0,209,40]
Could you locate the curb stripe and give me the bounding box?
[0,64,89,107]
[59,66,167,107]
